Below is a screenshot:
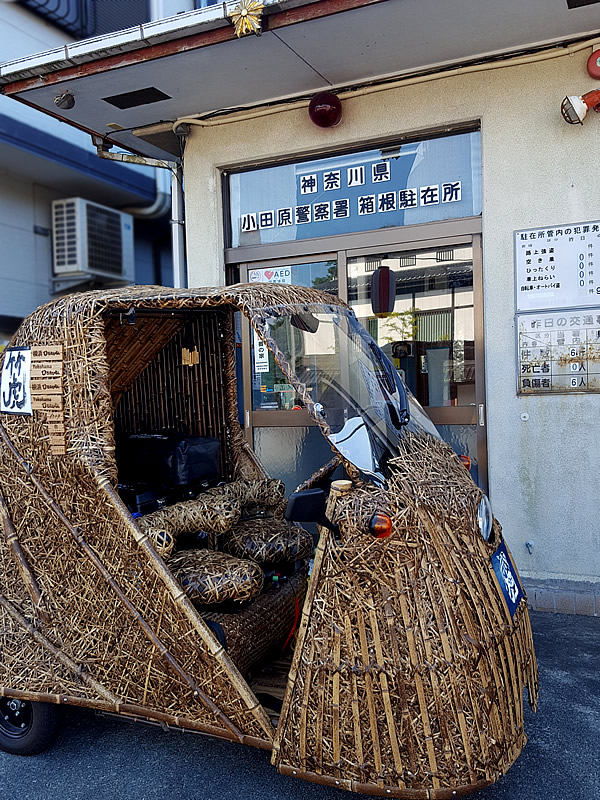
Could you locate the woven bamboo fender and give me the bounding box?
[273,432,538,798]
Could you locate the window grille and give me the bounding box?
[436,248,455,262]
[398,254,417,268]
[416,310,452,342]
[18,0,150,40]
[364,257,381,273]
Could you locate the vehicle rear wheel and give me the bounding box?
[0,698,58,755]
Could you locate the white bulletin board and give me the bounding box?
[516,308,600,394]
[515,220,600,312]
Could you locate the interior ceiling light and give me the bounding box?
[561,89,600,124]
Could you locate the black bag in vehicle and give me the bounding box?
[120,433,221,488]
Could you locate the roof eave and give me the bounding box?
[0,0,384,93]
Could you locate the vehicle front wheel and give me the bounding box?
[0,698,58,756]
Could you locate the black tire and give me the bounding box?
[0,698,58,756]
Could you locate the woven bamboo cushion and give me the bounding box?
[222,519,313,565]
[201,562,309,675]
[168,550,264,605]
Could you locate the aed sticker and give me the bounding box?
[491,541,524,617]
[249,267,292,284]
[0,347,32,416]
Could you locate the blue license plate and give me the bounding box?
[491,541,524,617]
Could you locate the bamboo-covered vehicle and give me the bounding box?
[0,284,537,798]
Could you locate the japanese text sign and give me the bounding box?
[491,542,523,618]
[1,347,32,416]
[229,131,480,247]
[249,267,291,284]
[253,329,270,373]
[516,308,600,394]
[515,219,600,312]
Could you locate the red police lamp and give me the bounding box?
[587,49,600,80]
[561,89,600,124]
[308,92,342,128]
[370,266,396,318]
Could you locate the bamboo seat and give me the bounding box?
[168,549,264,606]
[139,479,313,567]
[138,479,288,559]
[201,563,308,675]
[222,519,313,565]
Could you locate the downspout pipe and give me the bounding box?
[93,141,187,290]
[171,163,186,289]
[122,167,171,219]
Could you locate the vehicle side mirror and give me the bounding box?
[285,488,338,535]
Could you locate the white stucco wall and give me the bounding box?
[183,47,600,585]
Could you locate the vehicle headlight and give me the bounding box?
[477,494,493,541]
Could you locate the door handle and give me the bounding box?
[478,403,485,427]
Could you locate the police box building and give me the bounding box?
[2,0,599,611]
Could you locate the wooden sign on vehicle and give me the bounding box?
[31,345,63,362]
[30,345,66,451]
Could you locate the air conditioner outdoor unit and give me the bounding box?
[52,197,134,283]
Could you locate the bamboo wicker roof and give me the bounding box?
[19,283,348,332]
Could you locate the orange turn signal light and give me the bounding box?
[369,513,393,538]
[459,455,471,470]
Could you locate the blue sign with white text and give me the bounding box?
[491,541,524,617]
[228,131,481,248]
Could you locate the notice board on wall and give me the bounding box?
[515,220,600,312]
[514,220,600,394]
[516,308,600,394]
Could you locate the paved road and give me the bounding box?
[1,611,598,800]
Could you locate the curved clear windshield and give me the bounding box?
[256,304,417,483]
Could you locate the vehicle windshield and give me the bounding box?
[256,303,414,484]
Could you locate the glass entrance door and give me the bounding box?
[347,239,487,489]
[239,238,487,492]
[239,257,340,492]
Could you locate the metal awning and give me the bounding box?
[1,0,599,160]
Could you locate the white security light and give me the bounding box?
[561,89,600,124]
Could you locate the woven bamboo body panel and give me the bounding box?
[0,287,327,743]
[0,450,271,740]
[273,433,539,797]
